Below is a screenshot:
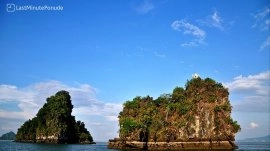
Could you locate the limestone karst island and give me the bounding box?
[108,76,241,150]
[15,76,240,149]
[16,91,94,144]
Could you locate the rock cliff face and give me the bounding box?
[16,90,94,144]
[108,76,240,150]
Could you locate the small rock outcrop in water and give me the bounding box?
[108,76,241,150]
[16,90,94,144]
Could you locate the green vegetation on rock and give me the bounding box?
[16,90,94,144]
[118,76,241,142]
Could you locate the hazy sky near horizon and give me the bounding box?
[0,0,269,141]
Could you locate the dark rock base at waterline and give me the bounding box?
[107,139,237,150]
[15,140,96,144]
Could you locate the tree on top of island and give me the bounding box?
[108,76,241,150]
[16,90,94,144]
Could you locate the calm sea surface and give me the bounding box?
[0,140,269,151]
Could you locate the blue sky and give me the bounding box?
[0,0,269,141]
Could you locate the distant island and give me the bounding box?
[108,76,241,150]
[240,135,270,142]
[0,131,16,140]
[16,90,95,144]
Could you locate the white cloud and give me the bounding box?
[224,71,270,94]
[0,81,122,141]
[181,39,206,47]
[171,20,206,38]
[171,20,206,47]
[249,122,259,129]
[224,71,270,112]
[73,103,122,122]
[252,7,270,31]
[197,10,227,31]
[260,35,270,50]
[134,0,154,14]
[211,10,224,30]
[252,7,270,50]
[231,95,269,112]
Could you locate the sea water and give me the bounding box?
[236,141,270,151]
[0,141,117,151]
[0,140,269,151]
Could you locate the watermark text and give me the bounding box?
[7,3,64,12]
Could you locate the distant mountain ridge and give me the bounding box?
[0,131,16,140]
[241,135,270,142]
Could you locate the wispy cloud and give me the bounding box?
[252,7,270,50]
[134,0,154,15]
[252,7,270,31]
[224,71,270,112]
[171,20,206,47]
[171,20,206,38]
[211,10,224,30]
[260,35,270,50]
[0,81,122,141]
[180,41,200,47]
[198,10,226,31]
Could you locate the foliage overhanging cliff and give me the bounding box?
[16,90,94,144]
[118,76,241,142]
